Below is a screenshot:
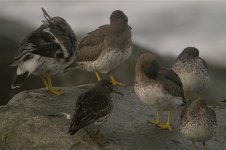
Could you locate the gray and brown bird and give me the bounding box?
[134,53,185,131]
[67,10,132,86]
[10,8,78,96]
[180,99,217,150]
[68,79,122,144]
[172,47,209,100]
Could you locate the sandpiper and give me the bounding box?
[67,10,132,86]
[68,79,123,144]
[134,53,185,131]
[180,99,217,150]
[10,8,78,96]
[172,47,209,100]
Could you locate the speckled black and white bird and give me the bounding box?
[180,99,217,150]
[134,53,185,131]
[68,79,122,144]
[67,10,132,86]
[172,47,209,100]
[10,8,77,95]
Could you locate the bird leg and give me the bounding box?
[192,141,195,150]
[95,71,101,81]
[85,129,103,145]
[93,129,103,145]
[108,72,126,86]
[158,111,173,131]
[203,142,206,150]
[40,72,63,96]
[147,112,161,126]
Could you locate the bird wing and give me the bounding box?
[69,90,112,134]
[76,25,109,62]
[180,101,192,125]
[159,68,184,98]
[11,25,71,65]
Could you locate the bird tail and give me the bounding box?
[11,72,29,89]
[68,122,80,135]
[64,61,81,73]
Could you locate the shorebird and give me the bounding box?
[10,8,77,96]
[66,10,132,86]
[180,99,217,150]
[172,47,209,100]
[68,79,122,144]
[134,53,185,131]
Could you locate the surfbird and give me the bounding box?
[172,47,209,100]
[134,53,185,131]
[67,10,132,86]
[10,8,78,95]
[68,79,123,144]
[180,99,217,150]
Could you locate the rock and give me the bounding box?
[0,86,226,150]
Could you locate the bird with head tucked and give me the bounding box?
[134,53,185,131]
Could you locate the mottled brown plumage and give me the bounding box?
[67,10,132,86]
[134,53,185,131]
[172,47,209,100]
[180,99,217,150]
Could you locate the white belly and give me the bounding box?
[180,120,216,142]
[79,46,132,73]
[33,55,75,76]
[134,83,183,111]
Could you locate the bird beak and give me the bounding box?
[112,89,124,96]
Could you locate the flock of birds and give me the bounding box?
[9,8,217,150]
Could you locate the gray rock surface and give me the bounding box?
[0,86,225,150]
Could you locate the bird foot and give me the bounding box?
[158,123,172,132]
[93,131,104,146]
[46,87,64,96]
[146,120,161,127]
[86,129,105,146]
[111,80,126,87]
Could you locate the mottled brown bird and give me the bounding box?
[180,99,217,150]
[172,47,209,100]
[134,53,185,131]
[67,10,132,86]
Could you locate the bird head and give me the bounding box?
[177,47,199,60]
[191,99,208,115]
[110,10,129,32]
[136,53,160,79]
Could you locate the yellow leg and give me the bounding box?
[158,111,172,132]
[192,141,195,150]
[203,142,206,150]
[93,129,103,145]
[95,71,101,81]
[108,72,126,86]
[86,129,103,145]
[40,73,63,96]
[147,112,161,126]
[40,76,49,90]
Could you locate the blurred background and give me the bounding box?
[0,0,226,105]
